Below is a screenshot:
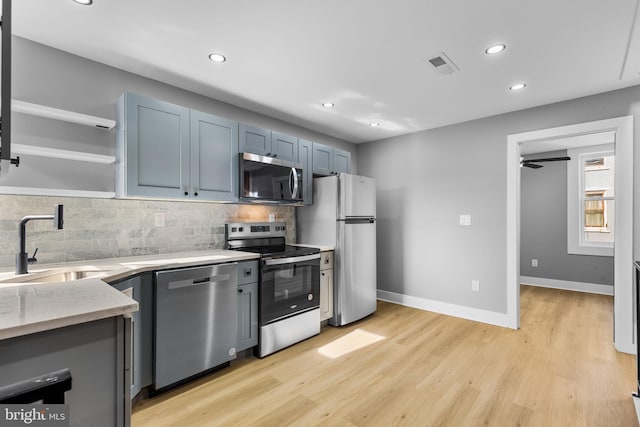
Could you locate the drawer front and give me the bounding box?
[238,261,259,285]
[320,251,334,271]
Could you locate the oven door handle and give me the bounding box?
[263,253,320,266]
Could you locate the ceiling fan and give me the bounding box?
[520,156,571,169]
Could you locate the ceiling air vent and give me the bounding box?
[427,52,460,76]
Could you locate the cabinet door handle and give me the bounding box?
[321,272,325,276]
[184,191,189,196]
[238,288,244,293]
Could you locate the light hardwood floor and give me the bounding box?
[133,285,637,426]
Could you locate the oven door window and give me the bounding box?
[261,259,320,324]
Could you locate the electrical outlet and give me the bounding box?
[459,214,471,226]
[154,213,165,227]
[472,280,480,292]
[531,259,538,267]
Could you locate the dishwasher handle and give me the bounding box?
[167,273,232,290]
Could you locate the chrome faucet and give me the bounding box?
[16,204,64,275]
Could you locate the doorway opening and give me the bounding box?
[506,116,634,354]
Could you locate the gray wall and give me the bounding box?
[2,36,357,191]
[0,36,357,267]
[357,84,640,315]
[519,150,614,285]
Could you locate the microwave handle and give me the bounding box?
[290,167,300,199]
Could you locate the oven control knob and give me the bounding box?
[307,294,314,301]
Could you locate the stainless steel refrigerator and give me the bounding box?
[297,173,377,326]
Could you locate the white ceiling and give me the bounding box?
[11,0,640,144]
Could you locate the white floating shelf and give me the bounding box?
[11,144,116,164]
[0,186,115,199]
[12,100,116,130]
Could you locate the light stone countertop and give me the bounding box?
[0,249,260,340]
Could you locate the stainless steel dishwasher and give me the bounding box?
[154,262,238,391]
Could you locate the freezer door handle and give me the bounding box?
[339,217,375,224]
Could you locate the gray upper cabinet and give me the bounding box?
[312,142,333,176]
[239,124,271,156]
[118,92,190,199]
[271,132,298,162]
[333,148,351,174]
[116,92,239,202]
[190,111,239,202]
[239,125,298,162]
[312,142,351,176]
[299,139,313,205]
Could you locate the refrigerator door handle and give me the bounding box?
[339,217,376,224]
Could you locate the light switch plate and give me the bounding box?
[459,214,471,226]
[155,212,165,227]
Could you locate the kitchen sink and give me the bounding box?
[27,270,109,283]
[0,267,115,284]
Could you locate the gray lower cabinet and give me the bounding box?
[239,124,298,162]
[312,142,351,176]
[298,139,313,205]
[0,317,131,427]
[320,251,334,322]
[237,261,259,351]
[116,92,238,202]
[110,273,153,399]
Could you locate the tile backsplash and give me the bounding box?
[0,195,295,268]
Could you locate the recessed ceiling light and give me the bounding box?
[208,53,227,63]
[509,83,526,91]
[369,122,380,127]
[485,44,506,55]
[73,0,93,4]
[322,102,334,108]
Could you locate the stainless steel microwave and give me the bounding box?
[240,152,303,203]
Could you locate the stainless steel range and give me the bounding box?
[225,222,321,357]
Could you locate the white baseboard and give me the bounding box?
[377,290,510,328]
[520,276,613,296]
